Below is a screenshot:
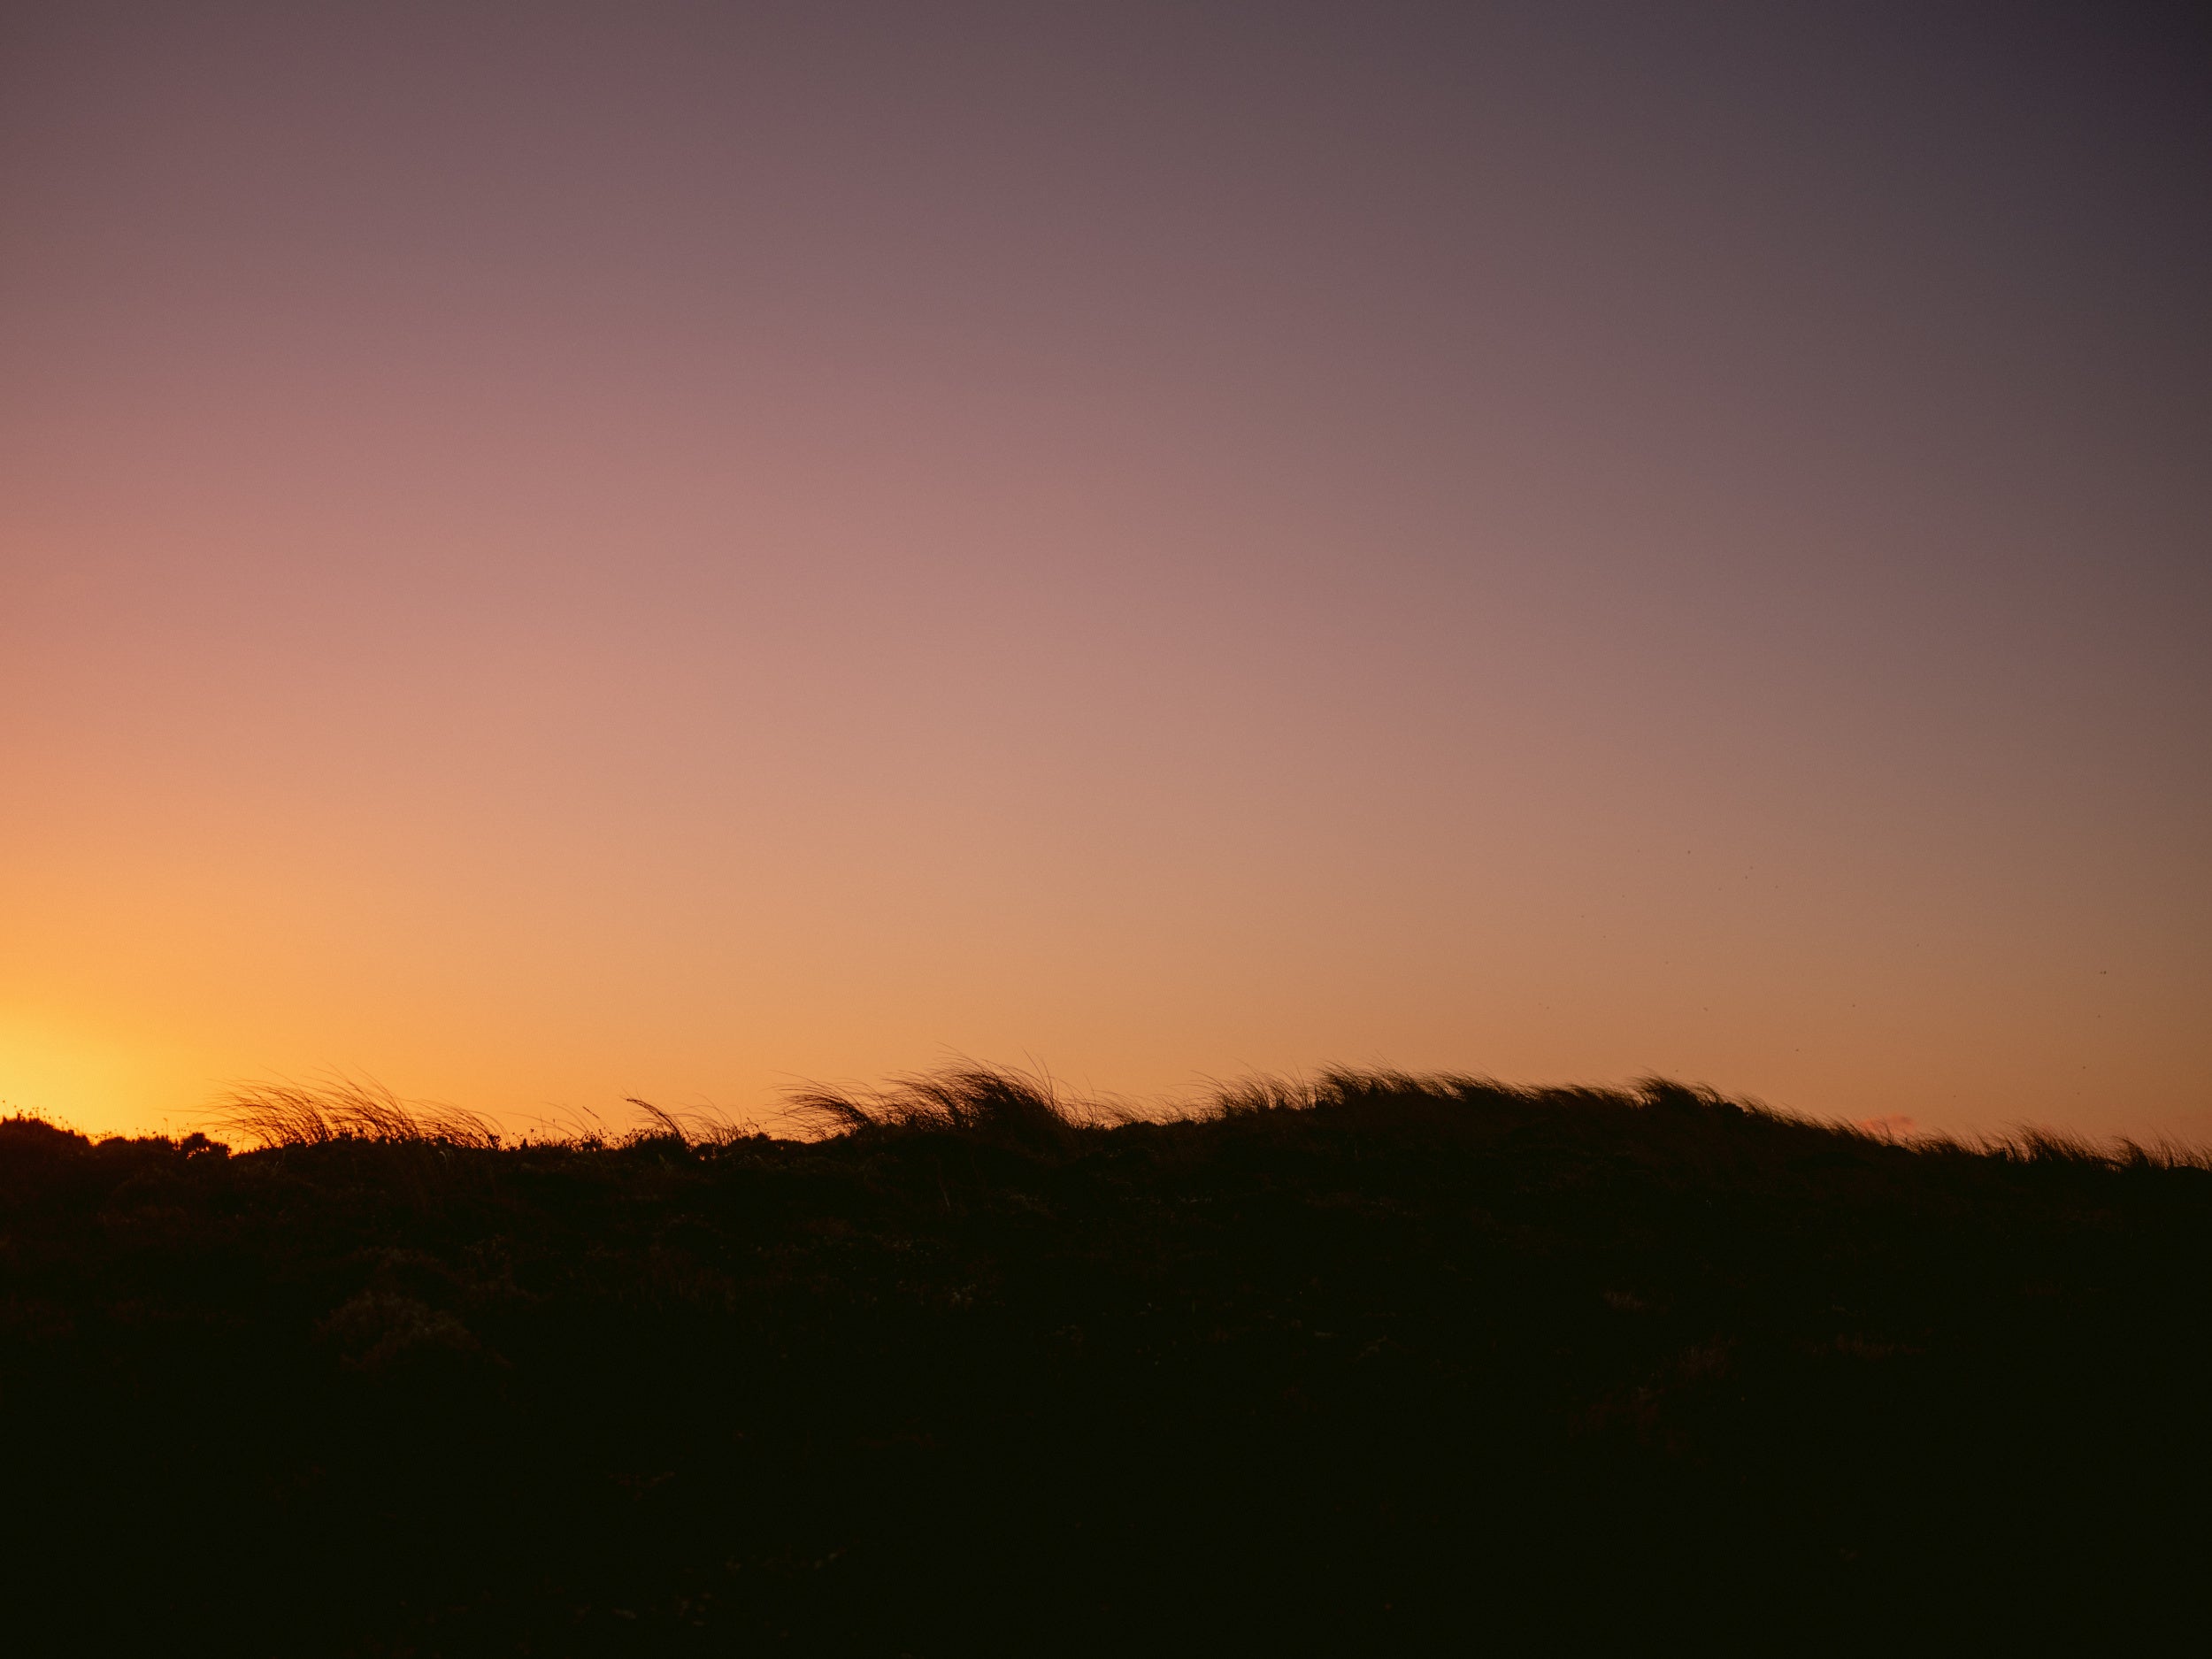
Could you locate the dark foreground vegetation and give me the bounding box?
[4,1068,2208,1653]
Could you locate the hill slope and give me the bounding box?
[3,1068,2207,1651]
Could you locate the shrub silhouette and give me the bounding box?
[0,1069,2206,1653]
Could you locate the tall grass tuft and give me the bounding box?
[211,1075,501,1150]
[1978,1124,2212,1171]
[786,1062,1113,1152]
[620,1098,761,1148]
[1209,1073,1326,1117]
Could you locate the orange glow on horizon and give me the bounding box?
[4,6,2206,1146]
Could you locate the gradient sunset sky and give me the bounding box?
[4,2,2207,1141]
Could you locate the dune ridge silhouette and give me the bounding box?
[2,1064,2207,1650]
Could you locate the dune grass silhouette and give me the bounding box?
[2,1064,2207,1651]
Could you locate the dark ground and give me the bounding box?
[2,1067,2207,1654]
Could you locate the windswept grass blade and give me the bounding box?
[209,1074,500,1149]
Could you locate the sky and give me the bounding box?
[4,1,2207,1142]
